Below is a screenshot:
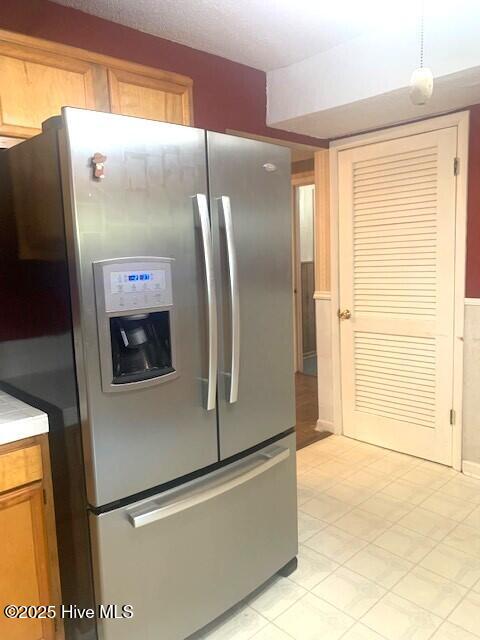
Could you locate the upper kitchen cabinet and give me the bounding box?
[0,30,193,139]
[107,67,193,124]
[0,33,105,138]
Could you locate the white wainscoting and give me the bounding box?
[462,299,480,471]
[314,293,334,433]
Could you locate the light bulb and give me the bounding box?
[409,67,434,105]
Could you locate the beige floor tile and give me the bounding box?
[341,622,387,640]
[310,443,352,459]
[305,525,368,563]
[249,577,306,621]
[361,493,412,523]
[334,508,393,542]
[463,505,480,530]
[419,493,476,523]
[347,469,390,491]
[351,441,388,455]
[338,448,381,466]
[418,460,457,477]
[375,524,437,563]
[398,506,458,541]
[275,593,355,640]
[441,476,480,505]
[297,446,329,466]
[301,494,353,524]
[448,591,480,636]
[251,624,294,640]
[318,435,359,453]
[431,620,480,640]
[289,545,339,591]
[367,457,416,477]
[400,467,451,490]
[340,447,385,469]
[381,479,433,506]
[344,544,414,589]
[420,544,480,588]
[314,459,357,479]
[200,605,268,640]
[299,468,337,492]
[392,566,467,618]
[322,480,375,508]
[361,592,442,640]
[443,524,480,559]
[297,510,326,543]
[312,567,385,618]
[297,484,316,507]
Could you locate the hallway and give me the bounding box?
[295,372,325,450]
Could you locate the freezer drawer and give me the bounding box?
[89,434,297,640]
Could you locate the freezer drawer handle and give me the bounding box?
[128,446,290,528]
[218,196,240,403]
[195,194,218,411]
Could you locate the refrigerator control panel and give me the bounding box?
[97,259,173,313]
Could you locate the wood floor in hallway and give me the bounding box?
[295,372,328,450]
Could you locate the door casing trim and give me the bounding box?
[329,111,470,470]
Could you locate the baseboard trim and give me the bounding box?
[465,298,480,306]
[316,419,334,433]
[462,460,480,479]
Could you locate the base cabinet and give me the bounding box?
[0,436,62,640]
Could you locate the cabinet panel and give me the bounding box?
[108,68,192,125]
[0,41,103,138]
[0,444,43,493]
[0,482,54,640]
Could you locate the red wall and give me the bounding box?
[0,1,479,295]
[0,0,326,148]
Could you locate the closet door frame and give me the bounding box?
[329,111,469,471]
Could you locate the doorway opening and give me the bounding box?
[295,183,316,376]
[292,172,323,450]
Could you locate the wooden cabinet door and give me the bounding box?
[108,67,193,125]
[0,482,55,640]
[0,40,105,138]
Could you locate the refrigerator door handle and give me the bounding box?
[195,194,218,411]
[218,195,240,403]
[128,445,290,528]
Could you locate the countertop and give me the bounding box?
[0,389,49,446]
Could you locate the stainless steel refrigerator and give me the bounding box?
[0,108,297,640]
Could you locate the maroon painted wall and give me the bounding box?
[1,1,479,295]
[0,0,326,148]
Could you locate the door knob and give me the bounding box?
[338,309,351,320]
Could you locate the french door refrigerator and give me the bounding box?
[0,108,297,640]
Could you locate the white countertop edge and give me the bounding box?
[0,413,49,446]
[0,390,49,447]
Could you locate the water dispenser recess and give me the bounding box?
[110,312,174,384]
[93,257,178,392]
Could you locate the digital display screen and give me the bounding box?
[128,273,151,281]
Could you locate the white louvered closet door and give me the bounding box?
[338,128,457,465]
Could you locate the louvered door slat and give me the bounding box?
[338,127,457,464]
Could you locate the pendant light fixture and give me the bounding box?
[409,0,433,105]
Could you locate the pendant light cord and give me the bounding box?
[420,0,425,68]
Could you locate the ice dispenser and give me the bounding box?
[94,258,177,392]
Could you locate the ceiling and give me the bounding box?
[50,0,375,71]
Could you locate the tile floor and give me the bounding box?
[198,435,480,640]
